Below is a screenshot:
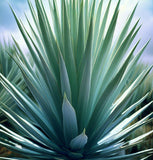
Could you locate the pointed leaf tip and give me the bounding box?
[70,129,88,151]
[62,96,78,145]
[63,92,67,99]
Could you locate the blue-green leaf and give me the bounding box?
[59,53,71,101]
[62,94,78,145]
[70,129,88,151]
[77,18,93,131]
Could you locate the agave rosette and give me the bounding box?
[0,0,153,159]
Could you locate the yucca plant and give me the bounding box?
[126,64,153,104]
[0,0,153,159]
[124,63,153,120]
[126,64,153,156]
[0,43,19,106]
[0,42,27,119]
[0,42,27,157]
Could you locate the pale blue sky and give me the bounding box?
[0,0,153,64]
[0,0,27,29]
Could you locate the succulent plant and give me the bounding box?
[0,43,19,105]
[0,0,153,159]
[124,63,153,120]
[0,42,27,121]
[0,42,27,158]
[126,63,153,104]
[126,64,153,157]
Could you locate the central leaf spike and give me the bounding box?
[70,129,88,151]
[62,93,78,146]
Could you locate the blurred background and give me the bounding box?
[0,0,153,64]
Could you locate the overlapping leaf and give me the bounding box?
[0,0,153,159]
